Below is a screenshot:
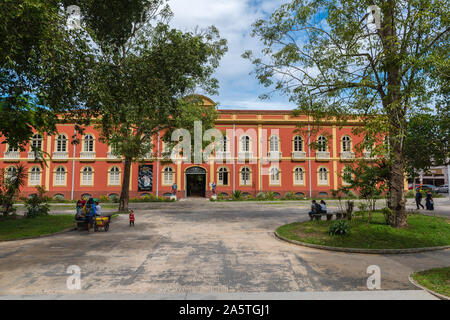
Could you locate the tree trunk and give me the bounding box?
[388,141,407,227]
[382,0,408,227]
[119,157,131,212]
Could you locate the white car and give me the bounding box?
[437,184,449,193]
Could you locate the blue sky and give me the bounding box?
[170,0,296,110]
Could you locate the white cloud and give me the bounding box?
[169,0,296,110]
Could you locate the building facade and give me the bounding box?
[1,97,380,200]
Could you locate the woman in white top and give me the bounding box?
[320,200,327,213]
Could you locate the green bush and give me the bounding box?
[23,187,50,218]
[256,192,266,200]
[382,207,395,225]
[264,191,277,200]
[405,190,416,198]
[231,190,243,200]
[328,220,350,236]
[283,192,298,200]
[99,195,110,203]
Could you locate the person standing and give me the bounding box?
[211,181,216,195]
[425,191,434,211]
[415,189,424,209]
[85,198,96,234]
[95,200,102,216]
[171,183,177,196]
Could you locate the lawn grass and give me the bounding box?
[0,215,75,241]
[276,211,450,249]
[411,267,450,297]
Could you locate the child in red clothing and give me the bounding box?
[129,210,135,226]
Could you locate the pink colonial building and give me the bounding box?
[0,96,384,200]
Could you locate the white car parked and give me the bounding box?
[437,184,449,193]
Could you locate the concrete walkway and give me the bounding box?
[0,290,438,300]
[0,201,448,298]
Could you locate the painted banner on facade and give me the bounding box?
[138,165,153,191]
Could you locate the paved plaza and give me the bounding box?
[0,199,448,297]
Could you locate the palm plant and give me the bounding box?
[0,164,27,217]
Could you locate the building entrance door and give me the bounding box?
[186,167,206,197]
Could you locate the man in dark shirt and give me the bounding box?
[308,200,322,219]
[415,190,424,209]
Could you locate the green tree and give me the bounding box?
[404,108,450,182]
[71,1,227,211]
[0,0,95,150]
[244,0,448,227]
[340,160,389,223]
[0,164,27,217]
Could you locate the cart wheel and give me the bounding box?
[104,223,109,232]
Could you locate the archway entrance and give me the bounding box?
[186,167,206,197]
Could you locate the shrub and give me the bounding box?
[283,191,297,200]
[328,220,350,236]
[256,192,266,200]
[405,190,415,198]
[382,207,395,225]
[231,190,242,200]
[99,195,110,203]
[264,191,277,200]
[23,186,50,218]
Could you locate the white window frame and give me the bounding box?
[318,167,329,185]
[293,135,303,152]
[29,166,41,186]
[294,167,305,185]
[56,134,67,152]
[54,166,67,186]
[81,166,94,186]
[109,166,121,186]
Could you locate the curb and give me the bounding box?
[0,227,76,243]
[408,274,449,300]
[274,231,450,254]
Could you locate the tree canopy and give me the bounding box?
[69,0,227,210]
[244,0,449,227]
[0,0,95,149]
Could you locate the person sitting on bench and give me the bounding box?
[320,200,327,214]
[308,200,322,219]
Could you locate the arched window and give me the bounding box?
[269,167,280,185]
[6,166,17,180]
[30,167,41,185]
[293,136,303,152]
[342,136,351,152]
[109,166,121,185]
[163,167,174,185]
[83,134,94,152]
[269,135,279,152]
[240,167,251,186]
[31,134,42,150]
[218,167,229,186]
[81,166,93,185]
[317,136,327,152]
[240,136,251,152]
[318,167,328,185]
[54,166,66,186]
[294,167,305,185]
[56,135,67,152]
